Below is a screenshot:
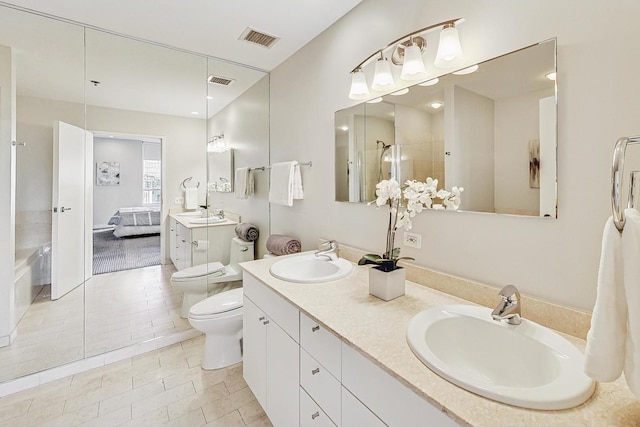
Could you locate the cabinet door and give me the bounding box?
[243,296,267,409]
[169,217,177,267]
[176,224,191,270]
[266,318,300,427]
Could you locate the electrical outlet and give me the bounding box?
[175,196,184,205]
[403,232,422,249]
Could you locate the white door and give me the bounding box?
[51,121,87,300]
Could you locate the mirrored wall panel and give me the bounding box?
[1,3,270,384]
[0,4,86,383]
[336,39,557,217]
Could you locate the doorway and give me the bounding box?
[92,134,163,275]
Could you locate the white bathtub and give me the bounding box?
[14,242,51,324]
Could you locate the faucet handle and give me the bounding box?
[497,284,520,302]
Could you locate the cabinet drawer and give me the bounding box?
[243,273,299,342]
[342,343,457,427]
[300,387,336,427]
[300,348,341,425]
[300,312,341,379]
[342,386,386,427]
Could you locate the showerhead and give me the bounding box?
[377,140,391,150]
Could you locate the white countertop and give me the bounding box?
[170,213,237,229]
[240,251,640,426]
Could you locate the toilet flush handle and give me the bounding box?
[241,246,249,252]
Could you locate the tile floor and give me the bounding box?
[0,335,273,426]
[0,264,190,382]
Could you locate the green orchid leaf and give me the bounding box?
[357,254,383,265]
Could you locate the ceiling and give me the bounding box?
[0,0,363,72]
[0,0,363,117]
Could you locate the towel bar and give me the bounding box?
[181,176,200,189]
[249,161,312,172]
[611,136,640,231]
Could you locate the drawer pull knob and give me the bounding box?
[311,368,320,375]
[311,412,320,420]
[263,320,270,325]
[311,325,320,332]
[258,316,265,321]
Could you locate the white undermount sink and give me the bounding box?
[269,254,353,283]
[189,217,226,224]
[406,305,595,410]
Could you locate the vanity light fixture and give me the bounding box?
[348,18,465,100]
[371,52,396,91]
[208,134,228,152]
[433,23,463,68]
[429,101,444,109]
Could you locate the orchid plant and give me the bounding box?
[358,177,463,272]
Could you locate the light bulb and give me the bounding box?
[348,69,370,100]
[400,42,427,81]
[371,56,395,91]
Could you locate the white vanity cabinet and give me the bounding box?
[169,215,236,270]
[243,272,457,427]
[243,273,300,427]
[169,217,178,266]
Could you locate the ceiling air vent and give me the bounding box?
[207,75,235,86]
[239,27,280,49]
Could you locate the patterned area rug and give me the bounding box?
[92,229,161,275]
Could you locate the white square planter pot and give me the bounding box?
[369,266,405,301]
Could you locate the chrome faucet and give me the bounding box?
[491,285,522,325]
[315,240,339,260]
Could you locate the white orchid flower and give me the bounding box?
[375,178,401,206]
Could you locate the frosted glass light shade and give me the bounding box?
[434,25,463,68]
[400,43,427,81]
[371,57,395,91]
[349,69,370,100]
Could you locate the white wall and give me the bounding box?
[269,0,640,311]
[93,137,144,227]
[207,76,270,258]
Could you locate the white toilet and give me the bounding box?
[171,237,254,318]
[188,287,244,370]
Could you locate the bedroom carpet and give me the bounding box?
[93,229,161,275]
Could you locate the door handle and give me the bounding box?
[60,207,71,212]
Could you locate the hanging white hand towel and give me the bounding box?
[292,164,304,200]
[584,216,626,382]
[184,187,198,210]
[269,161,297,206]
[234,167,251,199]
[622,208,640,397]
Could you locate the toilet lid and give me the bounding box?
[189,288,243,317]
[172,262,225,281]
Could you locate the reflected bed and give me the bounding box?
[108,206,161,237]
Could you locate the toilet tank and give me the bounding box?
[229,237,255,268]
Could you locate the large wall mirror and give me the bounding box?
[335,39,557,218]
[1,3,269,384]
